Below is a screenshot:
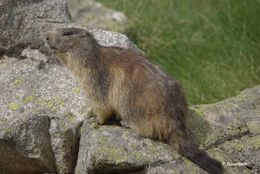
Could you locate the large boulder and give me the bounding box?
[188,85,259,148]
[75,121,179,174]
[0,49,88,174]
[0,0,70,47]
[0,111,56,174]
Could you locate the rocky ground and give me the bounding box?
[0,0,259,174]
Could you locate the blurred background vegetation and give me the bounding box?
[98,0,260,105]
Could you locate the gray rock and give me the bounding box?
[75,121,205,174]
[145,160,207,174]
[0,49,89,174]
[207,135,259,174]
[0,0,70,47]
[233,86,260,135]
[187,86,260,173]
[188,86,257,148]
[49,114,83,174]
[67,0,128,32]
[0,49,90,123]
[0,110,56,174]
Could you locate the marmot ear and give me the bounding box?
[80,30,92,38]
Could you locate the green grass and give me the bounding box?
[98,0,260,105]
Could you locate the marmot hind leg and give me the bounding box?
[92,105,117,125]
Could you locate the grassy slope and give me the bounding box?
[98,0,260,105]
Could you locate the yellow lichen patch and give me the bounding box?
[41,97,65,111]
[55,97,65,108]
[14,79,22,86]
[23,95,35,104]
[9,103,20,111]
[65,112,77,121]
[44,100,56,110]
[73,87,81,93]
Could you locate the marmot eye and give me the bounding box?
[63,31,74,36]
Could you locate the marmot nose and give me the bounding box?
[44,32,52,42]
[45,34,50,41]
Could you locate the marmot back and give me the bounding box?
[45,28,223,174]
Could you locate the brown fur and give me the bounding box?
[45,28,223,174]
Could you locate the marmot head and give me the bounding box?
[45,28,97,67]
[45,28,94,52]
